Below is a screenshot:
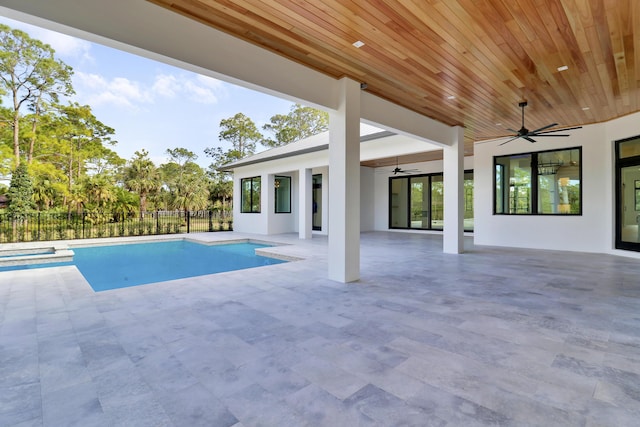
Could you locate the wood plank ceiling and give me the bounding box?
[149,0,639,162]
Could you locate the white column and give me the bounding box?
[443,126,465,253]
[264,173,274,234]
[328,78,361,282]
[299,168,312,239]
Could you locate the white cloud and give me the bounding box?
[150,73,227,104]
[75,72,106,89]
[74,70,228,110]
[38,31,93,62]
[110,77,150,102]
[152,74,179,98]
[74,72,151,109]
[184,80,220,104]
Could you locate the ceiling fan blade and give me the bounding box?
[530,123,558,134]
[499,135,522,146]
[535,125,583,135]
[499,101,582,146]
[475,137,506,145]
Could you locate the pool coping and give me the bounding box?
[0,245,74,267]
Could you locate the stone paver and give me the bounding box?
[1,231,639,426]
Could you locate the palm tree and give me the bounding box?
[65,183,86,221]
[171,167,210,213]
[82,174,115,210]
[160,148,210,215]
[111,187,138,222]
[123,150,159,216]
[32,177,56,210]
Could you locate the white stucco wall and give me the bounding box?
[473,111,640,257]
[232,151,326,235]
[232,139,378,235]
[233,162,376,235]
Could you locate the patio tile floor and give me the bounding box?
[1,231,639,426]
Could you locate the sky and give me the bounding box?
[0,15,296,168]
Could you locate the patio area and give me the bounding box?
[1,231,639,426]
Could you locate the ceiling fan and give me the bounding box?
[498,101,582,146]
[388,157,420,175]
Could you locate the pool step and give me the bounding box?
[0,245,74,267]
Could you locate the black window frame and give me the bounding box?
[388,170,474,231]
[493,146,582,215]
[614,134,640,252]
[240,176,261,213]
[274,175,292,214]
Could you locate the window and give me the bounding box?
[494,147,581,215]
[410,176,429,229]
[464,171,474,231]
[241,176,261,213]
[389,171,474,231]
[431,175,444,230]
[274,176,291,213]
[615,135,640,251]
[390,177,409,228]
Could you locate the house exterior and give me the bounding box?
[221,123,471,237]
[224,112,640,261]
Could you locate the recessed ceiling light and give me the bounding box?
[352,40,365,48]
[582,106,590,111]
[447,95,455,100]
[557,65,569,71]
[495,123,502,126]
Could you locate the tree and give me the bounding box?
[6,162,34,221]
[0,140,12,179]
[205,146,235,211]
[67,184,86,215]
[123,150,159,214]
[55,103,117,189]
[262,104,329,147]
[111,187,138,221]
[81,173,116,210]
[218,113,262,157]
[160,148,210,213]
[30,161,68,210]
[0,24,74,166]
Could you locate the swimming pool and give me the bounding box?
[1,240,286,291]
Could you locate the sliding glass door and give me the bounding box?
[312,174,322,230]
[616,135,640,251]
[389,172,473,231]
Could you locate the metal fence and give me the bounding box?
[0,210,233,243]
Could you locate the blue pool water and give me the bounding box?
[1,240,285,291]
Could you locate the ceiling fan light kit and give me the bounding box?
[499,101,582,146]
